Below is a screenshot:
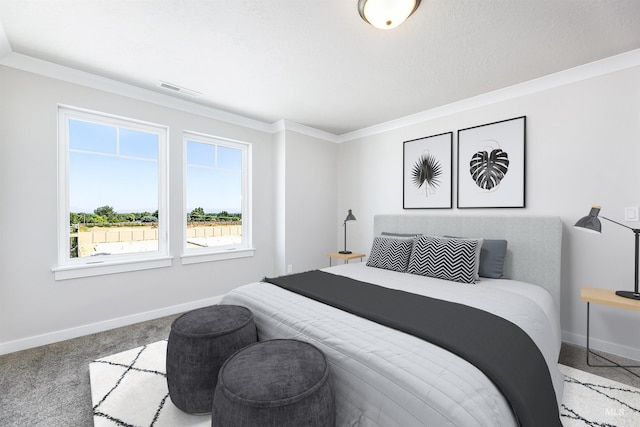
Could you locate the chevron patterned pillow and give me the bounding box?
[366,236,414,272]
[407,236,480,284]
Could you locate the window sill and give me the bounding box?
[52,256,173,280]
[181,247,255,265]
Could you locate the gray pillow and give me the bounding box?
[381,231,419,238]
[478,239,508,279]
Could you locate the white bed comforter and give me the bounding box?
[220,264,564,427]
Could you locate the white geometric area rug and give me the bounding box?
[90,341,640,427]
[559,364,640,427]
[90,340,210,427]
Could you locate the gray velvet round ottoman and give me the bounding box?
[212,339,335,427]
[166,305,256,414]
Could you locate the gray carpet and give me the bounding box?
[0,314,180,427]
[1,314,639,427]
[558,342,640,390]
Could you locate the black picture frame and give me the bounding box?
[403,132,453,209]
[457,116,526,208]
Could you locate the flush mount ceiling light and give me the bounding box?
[358,0,421,30]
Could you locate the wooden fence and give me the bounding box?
[77,224,241,245]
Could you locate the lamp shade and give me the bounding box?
[344,209,356,222]
[358,0,421,30]
[574,205,640,300]
[574,206,602,234]
[339,209,357,254]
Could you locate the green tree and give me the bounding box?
[87,213,108,224]
[94,205,116,222]
[190,207,205,221]
[135,211,151,221]
[117,213,136,223]
[69,212,82,225]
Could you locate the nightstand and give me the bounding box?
[581,286,640,378]
[327,252,365,267]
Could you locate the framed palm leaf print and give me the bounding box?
[403,132,452,209]
[457,116,526,208]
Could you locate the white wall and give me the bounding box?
[0,65,340,354]
[3,51,639,361]
[273,130,287,275]
[275,130,338,275]
[336,63,640,360]
[0,66,277,353]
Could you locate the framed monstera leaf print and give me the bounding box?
[457,116,525,208]
[403,132,452,209]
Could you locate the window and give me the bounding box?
[55,106,170,279]
[183,132,252,263]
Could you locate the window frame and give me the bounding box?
[181,131,254,265]
[54,105,171,280]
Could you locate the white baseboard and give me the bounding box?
[0,295,223,355]
[562,330,640,362]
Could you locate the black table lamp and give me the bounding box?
[575,205,640,300]
[339,209,357,254]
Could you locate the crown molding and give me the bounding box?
[336,48,640,143]
[0,19,11,59]
[273,119,341,143]
[0,52,276,134]
[0,51,342,141]
[1,45,638,144]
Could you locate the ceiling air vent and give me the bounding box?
[159,81,202,98]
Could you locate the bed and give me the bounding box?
[220,214,564,427]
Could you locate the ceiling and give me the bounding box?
[1,0,639,135]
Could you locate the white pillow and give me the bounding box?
[407,235,481,284]
[366,236,414,272]
[442,235,484,280]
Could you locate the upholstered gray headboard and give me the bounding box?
[373,214,563,309]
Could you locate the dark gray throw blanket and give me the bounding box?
[264,270,561,427]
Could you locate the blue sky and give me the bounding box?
[69,119,241,214]
[185,140,242,213]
